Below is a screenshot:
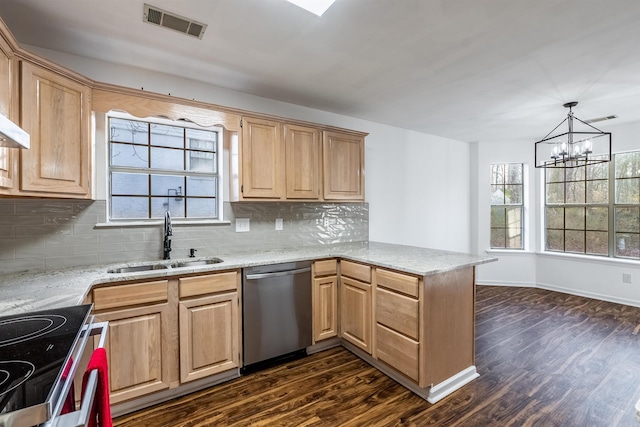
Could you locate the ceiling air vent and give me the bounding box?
[584,115,618,124]
[143,4,207,39]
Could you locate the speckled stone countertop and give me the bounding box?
[0,241,496,315]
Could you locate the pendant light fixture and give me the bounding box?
[534,102,611,168]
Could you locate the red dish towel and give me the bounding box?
[81,348,112,427]
[61,357,75,414]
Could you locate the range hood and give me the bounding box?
[0,113,29,149]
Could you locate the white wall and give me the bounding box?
[473,121,640,307]
[28,45,472,253]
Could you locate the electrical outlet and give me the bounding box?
[236,218,250,232]
[323,217,337,227]
[275,218,283,231]
[623,273,632,284]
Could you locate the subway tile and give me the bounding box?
[72,243,122,255]
[0,258,45,274]
[45,254,99,270]
[0,215,45,226]
[0,226,15,237]
[0,202,15,215]
[15,201,74,215]
[46,234,98,247]
[16,225,73,237]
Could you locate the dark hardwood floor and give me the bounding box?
[113,286,640,426]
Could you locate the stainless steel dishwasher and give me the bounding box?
[242,261,312,370]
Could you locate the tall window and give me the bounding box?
[490,164,524,249]
[544,151,640,259]
[108,115,221,220]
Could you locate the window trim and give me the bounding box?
[490,163,525,250]
[106,111,224,223]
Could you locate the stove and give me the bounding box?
[0,304,93,427]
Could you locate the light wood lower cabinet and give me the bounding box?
[312,259,338,343]
[340,276,372,354]
[179,292,239,383]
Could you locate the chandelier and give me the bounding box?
[534,102,611,168]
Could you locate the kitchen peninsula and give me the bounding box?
[0,241,496,410]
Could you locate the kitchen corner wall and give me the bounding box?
[0,198,368,274]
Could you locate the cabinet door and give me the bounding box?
[93,303,173,404]
[241,116,283,199]
[313,275,338,342]
[0,35,16,192]
[285,124,321,199]
[323,131,364,201]
[20,61,91,197]
[179,292,239,383]
[340,277,372,353]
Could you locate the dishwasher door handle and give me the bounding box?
[245,267,311,280]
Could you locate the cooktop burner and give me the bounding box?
[0,304,92,426]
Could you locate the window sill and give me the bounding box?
[536,250,640,266]
[485,249,534,255]
[95,219,232,228]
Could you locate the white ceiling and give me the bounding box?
[1,0,639,143]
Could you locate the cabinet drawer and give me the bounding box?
[179,271,238,299]
[341,260,371,283]
[314,259,337,277]
[93,280,168,311]
[376,268,419,298]
[376,288,419,340]
[376,323,419,382]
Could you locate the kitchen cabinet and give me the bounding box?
[0,30,17,191]
[89,270,241,406]
[240,116,283,199]
[339,260,372,353]
[91,280,173,404]
[285,124,321,199]
[19,61,91,198]
[178,272,240,383]
[323,131,364,201]
[312,259,338,342]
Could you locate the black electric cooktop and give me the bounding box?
[0,304,92,426]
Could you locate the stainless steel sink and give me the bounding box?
[107,264,171,273]
[173,257,224,268]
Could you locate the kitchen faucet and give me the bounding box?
[163,211,172,260]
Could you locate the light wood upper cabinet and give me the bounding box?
[323,131,364,201]
[0,33,17,192]
[285,124,321,199]
[19,61,91,198]
[241,116,283,199]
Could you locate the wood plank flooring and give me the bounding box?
[113,286,640,426]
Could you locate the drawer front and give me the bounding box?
[376,288,419,340]
[93,280,168,311]
[376,268,419,298]
[341,260,371,283]
[179,271,238,299]
[313,259,337,277]
[376,323,419,382]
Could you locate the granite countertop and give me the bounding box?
[0,241,496,315]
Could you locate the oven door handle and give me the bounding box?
[47,321,108,427]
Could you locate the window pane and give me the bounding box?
[491,164,505,185]
[586,207,608,231]
[565,167,584,182]
[546,207,564,229]
[187,129,217,151]
[565,230,585,253]
[187,150,216,173]
[151,174,185,197]
[110,143,148,168]
[111,196,148,219]
[565,182,585,203]
[505,231,522,249]
[490,228,506,248]
[615,178,640,204]
[151,124,184,148]
[615,152,640,178]
[586,179,608,204]
[616,233,640,258]
[150,147,184,170]
[112,172,148,195]
[505,164,523,184]
[616,207,639,233]
[151,197,185,219]
[187,176,217,197]
[505,207,522,228]
[586,231,608,255]
[565,207,585,230]
[110,118,148,144]
[491,185,505,204]
[546,183,564,204]
[491,207,506,227]
[504,185,522,204]
[586,162,608,180]
[546,168,564,183]
[187,198,217,218]
[546,230,564,251]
